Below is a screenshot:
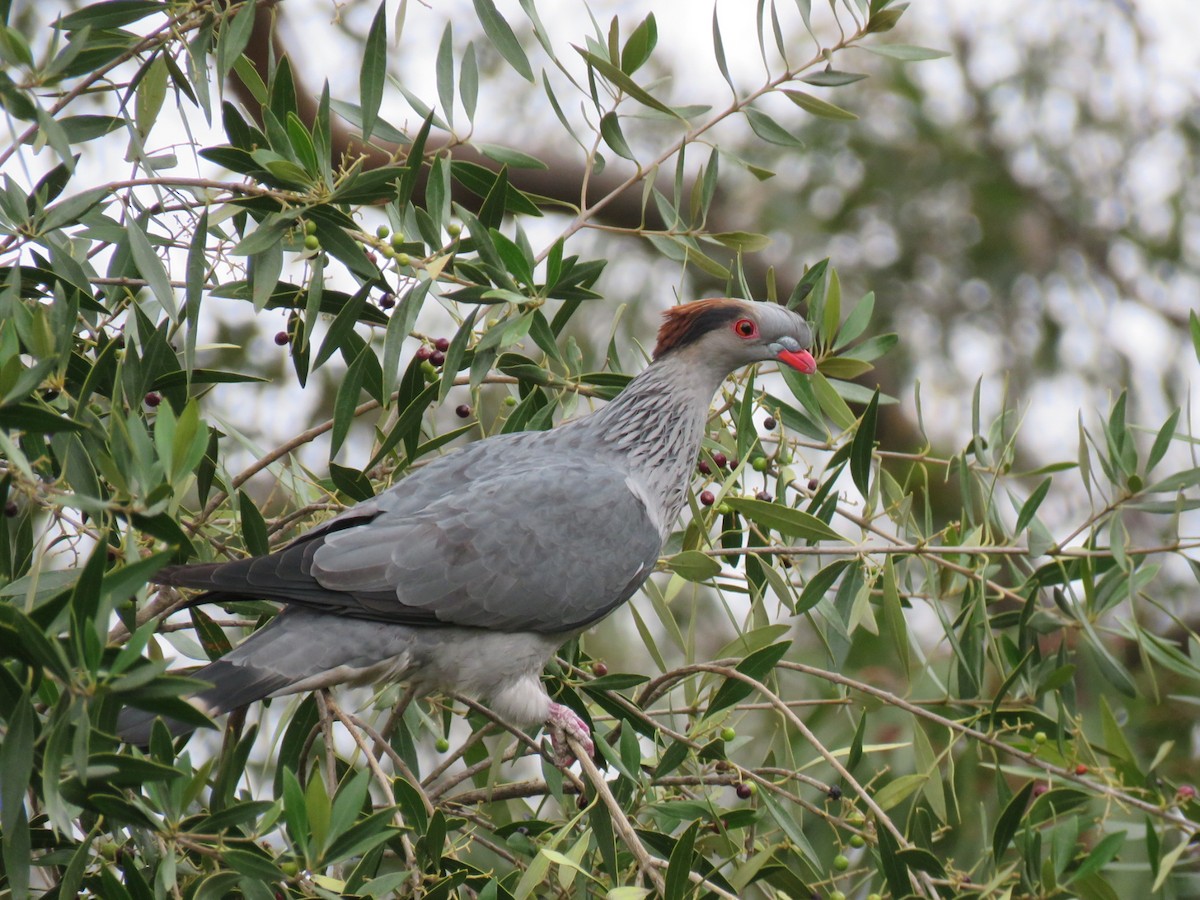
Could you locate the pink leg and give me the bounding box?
[545,702,593,767]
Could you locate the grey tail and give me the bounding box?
[116,655,292,745]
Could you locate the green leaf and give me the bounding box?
[473,0,534,82]
[360,0,388,142]
[0,403,86,433]
[599,112,635,160]
[704,640,791,718]
[436,22,455,130]
[460,42,479,122]
[743,107,804,147]
[665,549,721,582]
[59,0,167,31]
[574,47,677,117]
[125,216,178,322]
[863,43,950,61]
[1015,476,1052,533]
[801,69,868,87]
[330,343,372,457]
[782,89,858,120]
[237,490,269,557]
[621,13,657,75]
[725,497,847,543]
[875,824,910,898]
[993,777,1032,864]
[850,389,879,497]
[664,820,698,900]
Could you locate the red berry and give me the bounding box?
[697,460,712,475]
[763,416,777,430]
[434,337,450,352]
[143,391,161,407]
[274,331,290,346]
[429,350,446,367]
[1031,782,1049,798]
[415,346,432,361]
[455,404,472,418]
[1177,784,1196,800]
[735,783,753,799]
[1075,764,1088,776]
[592,662,608,677]
[711,451,728,469]
[699,490,715,506]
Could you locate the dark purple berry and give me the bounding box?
[592,662,608,677]
[730,458,740,469]
[699,490,715,507]
[434,337,450,352]
[828,785,842,800]
[415,346,432,361]
[379,291,395,309]
[763,416,777,430]
[735,783,753,799]
[697,460,712,475]
[429,350,446,367]
[712,451,728,469]
[755,490,772,501]
[4,500,18,518]
[144,391,161,407]
[807,478,819,491]
[42,389,59,401]
[274,331,290,346]
[455,404,472,418]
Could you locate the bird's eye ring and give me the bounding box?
[733,317,757,338]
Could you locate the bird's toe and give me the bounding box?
[546,702,592,767]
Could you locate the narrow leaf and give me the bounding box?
[360,0,388,142]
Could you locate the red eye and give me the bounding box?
[733,317,757,338]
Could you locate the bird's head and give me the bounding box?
[652,298,816,375]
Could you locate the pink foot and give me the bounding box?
[546,702,593,767]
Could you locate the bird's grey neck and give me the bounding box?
[585,351,726,530]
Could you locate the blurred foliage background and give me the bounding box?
[2,0,1200,897]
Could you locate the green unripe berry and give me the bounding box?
[716,502,732,515]
[829,892,846,900]
[1034,731,1047,745]
[751,456,768,472]
[503,395,518,407]
[867,895,882,900]
[420,360,437,381]
[391,233,405,250]
[720,726,736,742]
[304,233,320,251]
[846,811,865,826]
[849,833,865,848]
[381,244,395,258]
[376,224,390,239]
[777,447,793,465]
[447,222,462,237]
[832,853,850,871]
[304,219,318,235]
[396,252,411,266]
[435,737,450,752]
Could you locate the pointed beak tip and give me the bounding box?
[778,348,817,375]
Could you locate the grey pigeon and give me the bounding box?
[117,298,816,763]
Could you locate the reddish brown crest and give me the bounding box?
[652,298,747,359]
